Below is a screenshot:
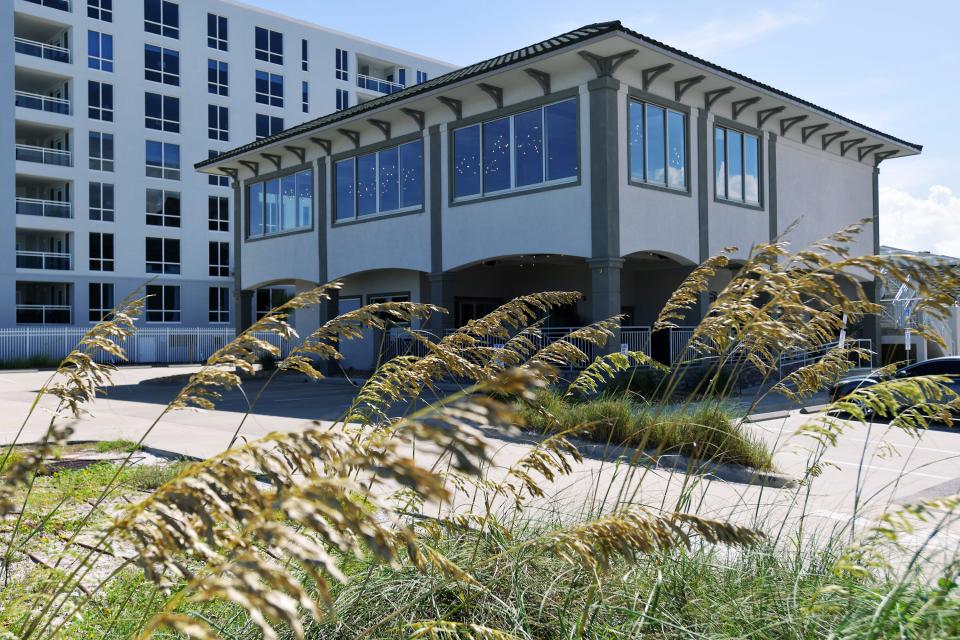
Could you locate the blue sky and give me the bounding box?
[244,0,960,256]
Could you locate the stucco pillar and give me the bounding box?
[238,290,253,332]
[426,272,455,336]
[587,76,622,354]
[588,258,624,341]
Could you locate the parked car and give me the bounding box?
[829,357,960,408]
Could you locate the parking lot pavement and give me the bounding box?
[0,366,957,549]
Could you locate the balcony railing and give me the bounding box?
[356,73,405,95]
[15,144,72,166]
[15,304,72,325]
[16,250,72,271]
[15,197,72,218]
[14,37,71,64]
[15,91,71,115]
[23,0,72,12]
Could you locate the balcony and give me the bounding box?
[16,144,71,166]
[23,0,72,11]
[15,90,71,115]
[16,230,72,271]
[16,250,71,270]
[16,197,71,218]
[356,74,405,95]
[14,37,71,64]
[16,282,72,325]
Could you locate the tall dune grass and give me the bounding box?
[2,222,960,639]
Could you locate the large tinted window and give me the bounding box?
[335,140,424,222]
[452,98,578,200]
[628,98,687,190]
[245,169,312,238]
[715,124,760,205]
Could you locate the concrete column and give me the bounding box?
[696,108,711,321]
[587,76,622,354]
[426,272,455,336]
[238,290,253,332]
[588,256,624,324]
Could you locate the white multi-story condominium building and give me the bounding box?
[3,0,453,328]
[199,21,921,370]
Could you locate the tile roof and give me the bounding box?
[196,20,920,170]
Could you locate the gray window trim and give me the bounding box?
[625,86,692,197]
[330,131,426,226]
[243,161,316,243]
[366,291,411,305]
[446,89,582,207]
[712,117,765,211]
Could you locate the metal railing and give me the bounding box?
[669,327,696,363]
[356,73,405,95]
[15,90,71,115]
[14,305,72,326]
[388,325,655,368]
[15,197,72,218]
[777,338,873,378]
[16,250,72,270]
[15,144,72,166]
[23,0,72,11]
[14,37,71,64]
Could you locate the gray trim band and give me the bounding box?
[768,132,778,241]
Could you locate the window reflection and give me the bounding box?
[246,169,313,237]
[628,98,686,190]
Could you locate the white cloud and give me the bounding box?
[880,185,960,257]
[663,10,813,55]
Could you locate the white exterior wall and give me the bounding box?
[8,0,453,327]
[776,136,875,257]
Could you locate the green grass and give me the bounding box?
[52,520,960,639]
[518,390,774,470]
[92,440,142,454]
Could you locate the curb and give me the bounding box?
[743,410,791,423]
[570,438,798,489]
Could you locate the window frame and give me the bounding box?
[88,0,112,22]
[89,181,115,221]
[207,13,228,51]
[332,135,426,225]
[145,284,180,323]
[89,231,114,272]
[145,237,181,275]
[626,89,691,195]
[208,241,230,277]
[144,92,180,132]
[255,114,284,140]
[254,26,283,65]
[335,48,348,81]
[301,39,308,71]
[301,80,309,113]
[208,195,229,231]
[145,188,180,227]
[145,140,181,180]
[144,44,179,86]
[87,30,113,71]
[87,80,113,121]
[207,59,228,96]
[208,150,230,187]
[209,287,230,324]
[89,131,114,171]
[713,117,764,210]
[335,88,349,111]
[255,70,284,107]
[208,104,229,141]
[144,0,179,39]
[244,165,314,240]
[88,282,114,322]
[448,91,581,206]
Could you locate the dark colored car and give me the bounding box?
[829,356,960,405]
